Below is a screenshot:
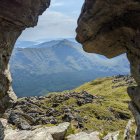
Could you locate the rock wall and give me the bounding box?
[0,0,50,115]
[76,0,140,139]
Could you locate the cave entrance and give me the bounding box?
[10,0,84,97]
[10,0,130,97]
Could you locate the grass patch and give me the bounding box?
[44,76,136,137]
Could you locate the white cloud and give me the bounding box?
[18,0,84,41]
[19,11,77,41]
[51,0,64,7]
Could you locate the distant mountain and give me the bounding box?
[10,39,130,97]
[15,41,38,48]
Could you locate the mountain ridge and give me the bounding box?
[10,39,130,97]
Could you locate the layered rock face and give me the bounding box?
[0,0,50,115]
[76,0,140,139]
[0,24,20,115]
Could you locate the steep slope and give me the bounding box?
[10,39,130,97]
[5,76,136,139]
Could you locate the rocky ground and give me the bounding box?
[112,75,136,89]
[4,91,101,130]
[0,75,137,139]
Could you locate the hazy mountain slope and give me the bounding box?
[10,39,130,97]
[15,41,38,48]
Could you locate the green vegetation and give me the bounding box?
[73,77,135,134]
[43,76,136,138]
[8,74,137,140]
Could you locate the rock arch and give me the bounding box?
[0,0,140,139]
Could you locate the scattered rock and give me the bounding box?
[50,118,57,125]
[4,90,99,129]
[52,103,60,107]
[62,113,74,122]
[77,99,86,106]
[112,75,135,89]
[8,111,32,130]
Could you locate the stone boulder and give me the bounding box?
[3,122,70,140]
[8,111,32,130]
[4,128,53,140]
[103,131,119,140]
[67,131,100,140]
[45,122,70,140]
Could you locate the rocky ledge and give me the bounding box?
[0,118,70,140]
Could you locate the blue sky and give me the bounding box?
[19,0,84,41]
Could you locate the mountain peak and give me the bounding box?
[57,39,74,47]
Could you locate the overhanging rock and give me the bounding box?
[0,0,50,115]
[76,0,140,139]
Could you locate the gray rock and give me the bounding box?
[50,118,57,125]
[8,111,31,130]
[129,102,140,140]
[77,99,86,106]
[62,113,74,122]
[103,131,119,140]
[46,122,70,140]
[4,128,53,140]
[127,86,140,111]
[3,122,70,140]
[0,119,7,140]
[124,120,134,140]
[67,132,100,140]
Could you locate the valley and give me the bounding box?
[10,39,130,97]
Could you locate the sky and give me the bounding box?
[19,0,84,41]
